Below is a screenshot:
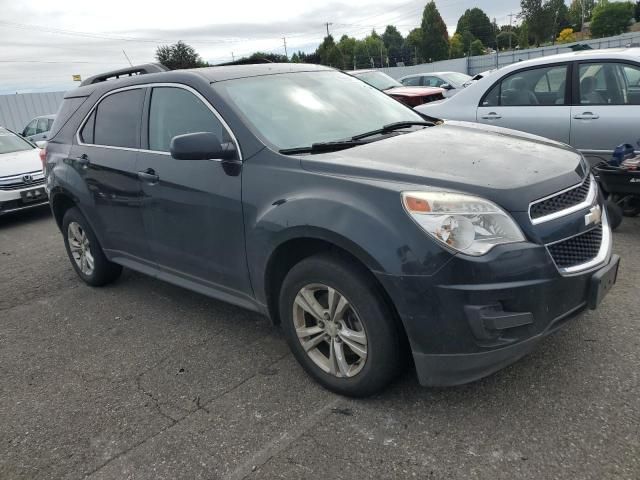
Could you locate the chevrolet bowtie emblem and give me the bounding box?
[585,205,602,226]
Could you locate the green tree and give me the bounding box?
[155,41,206,70]
[518,21,531,48]
[421,1,449,62]
[317,35,344,68]
[456,8,494,47]
[246,52,288,63]
[470,39,485,56]
[520,0,551,45]
[290,52,300,63]
[591,1,634,37]
[382,25,405,65]
[403,28,424,64]
[635,1,640,20]
[568,0,596,29]
[547,0,570,41]
[449,32,465,58]
[337,35,358,69]
[496,31,518,50]
[362,30,388,67]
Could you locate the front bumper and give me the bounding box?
[376,243,620,387]
[0,187,49,215]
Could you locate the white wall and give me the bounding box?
[378,57,469,79]
[0,91,65,132]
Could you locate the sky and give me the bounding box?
[0,0,526,94]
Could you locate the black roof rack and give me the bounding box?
[80,63,169,86]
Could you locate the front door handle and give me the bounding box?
[481,112,502,120]
[573,112,600,120]
[137,168,159,184]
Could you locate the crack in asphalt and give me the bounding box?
[83,349,292,479]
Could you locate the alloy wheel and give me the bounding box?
[292,283,368,378]
[67,221,94,276]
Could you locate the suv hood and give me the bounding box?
[0,148,41,178]
[300,121,587,213]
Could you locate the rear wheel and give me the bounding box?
[279,253,404,397]
[62,207,122,286]
[611,194,640,217]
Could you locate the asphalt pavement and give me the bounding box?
[1,206,639,480]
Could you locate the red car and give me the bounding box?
[350,69,445,107]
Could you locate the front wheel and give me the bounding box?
[279,254,404,397]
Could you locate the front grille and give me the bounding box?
[0,177,45,191]
[547,225,603,269]
[530,176,591,220]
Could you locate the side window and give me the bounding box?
[93,89,144,148]
[423,76,441,87]
[579,62,640,105]
[148,87,229,153]
[401,76,421,86]
[80,110,96,144]
[36,118,49,134]
[23,120,37,136]
[482,65,568,107]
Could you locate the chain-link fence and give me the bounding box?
[467,32,640,75]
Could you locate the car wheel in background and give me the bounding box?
[279,253,404,397]
[62,207,122,286]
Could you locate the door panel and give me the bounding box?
[73,87,151,262]
[477,64,571,144]
[137,86,251,295]
[477,106,571,144]
[571,61,640,155]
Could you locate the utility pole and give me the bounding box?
[231,52,235,62]
[379,43,384,68]
[324,22,333,37]
[580,0,585,31]
[414,46,418,65]
[353,54,356,70]
[122,49,133,67]
[282,37,288,58]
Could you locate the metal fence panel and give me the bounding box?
[379,58,469,79]
[0,91,65,132]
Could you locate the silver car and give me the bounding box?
[399,71,472,97]
[416,48,640,158]
[22,114,56,143]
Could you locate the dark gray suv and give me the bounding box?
[44,63,619,397]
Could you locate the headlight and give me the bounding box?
[401,191,525,256]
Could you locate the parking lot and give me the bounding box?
[0,206,638,479]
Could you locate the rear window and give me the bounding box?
[49,97,87,139]
[92,89,144,148]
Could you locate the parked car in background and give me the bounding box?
[0,127,48,215]
[45,63,618,397]
[399,71,472,97]
[350,69,445,106]
[416,48,640,160]
[22,114,56,143]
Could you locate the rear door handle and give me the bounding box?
[137,168,159,184]
[481,112,502,120]
[573,112,600,120]
[73,153,90,167]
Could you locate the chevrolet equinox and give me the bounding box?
[44,63,619,397]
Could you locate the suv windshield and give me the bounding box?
[0,128,34,155]
[215,71,423,150]
[353,71,402,91]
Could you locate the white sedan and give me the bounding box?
[0,127,48,215]
[416,48,640,158]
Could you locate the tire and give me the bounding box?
[611,194,640,217]
[62,207,122,286]
[279,253,404,397]
[605,199,623,231]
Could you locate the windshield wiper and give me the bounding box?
[279,140,367,155]
[351,121,433,141]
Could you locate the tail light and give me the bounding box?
[39,146,46,170]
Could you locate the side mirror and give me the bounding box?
[440,83,454,90]
[169,132,237,161]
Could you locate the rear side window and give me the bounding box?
[92,89,144,148]
[49,96,87,139]
[148,87,227,152]
[80,111,96,144]
[401,76,421,86]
